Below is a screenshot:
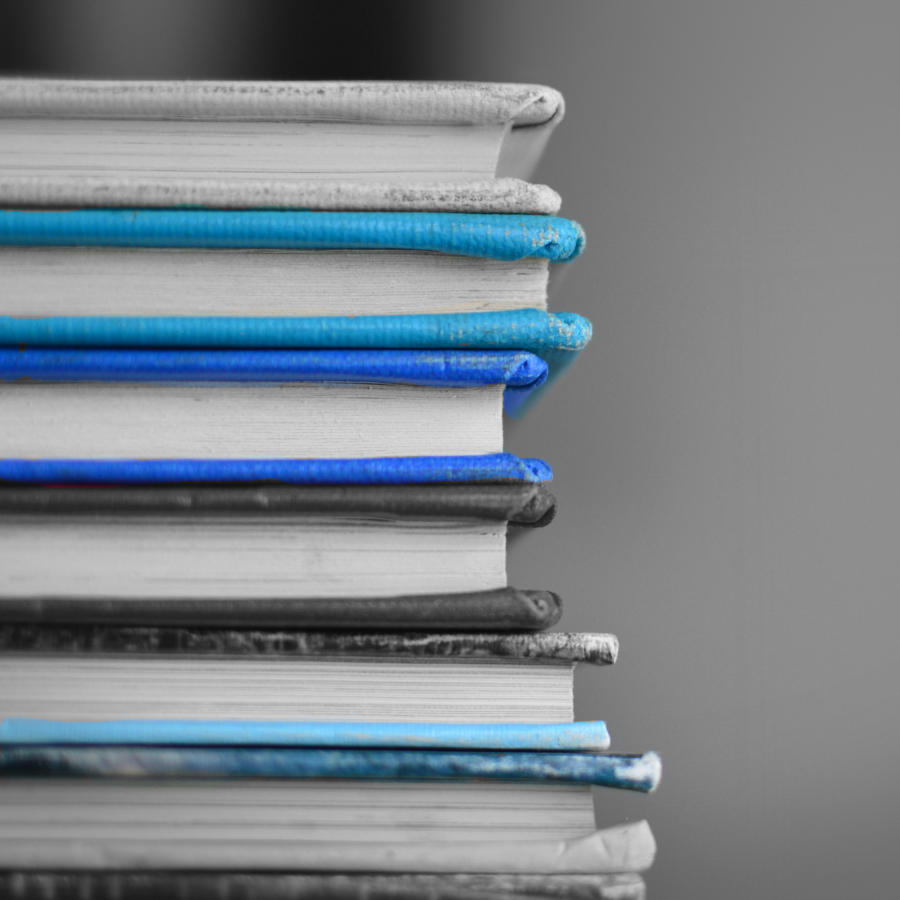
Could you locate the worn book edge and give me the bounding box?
[0,629,616,665]
[0,747,662,792]
[0,177,562,214]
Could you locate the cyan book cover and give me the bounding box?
[0,719,612,752]
[0,745,661,792]
[0,210,585,261]
[0,453,552,486]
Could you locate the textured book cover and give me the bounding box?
[0,587,563,631]
[0,720,614,753]
[0,482,557,525]
[0,177,564,215]
[0,745,661,791]
[0,453,553,487]
[0,210,584,261]
[0,80,564,124]
[0,348,548,416]
[0,627,618,665]
[0,872,646,900]
[0,628,618,665]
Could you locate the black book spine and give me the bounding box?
[0,872,646,900]
[0,588,562,632]
[0,484,557,527]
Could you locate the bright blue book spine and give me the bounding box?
[0,348,547,416]
[0,453,553,486]
[0,348,546,388]
[0,210,585,261]
[0,746,661,792]
[0,719,609,752]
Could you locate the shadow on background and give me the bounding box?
[3,3,899,898]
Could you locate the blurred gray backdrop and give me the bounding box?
[3,2,898,898]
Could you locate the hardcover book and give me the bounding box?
[0,482,555,601]
[0,80,565,208]
[0,348,549,460]
[0,628,616,725]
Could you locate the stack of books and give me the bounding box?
[0,80,660,900]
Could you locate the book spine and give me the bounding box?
[0,310,592,352]
[0,747,659,790]
[0,454,554,487]
[0,627,615,664]
[0,720,613,753]
[0,210,585,262]
[0,176,564,215]
[0,588,563,631]
[0,483,557,526]
[0,348,547,390]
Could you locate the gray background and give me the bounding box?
[4,2,899,897]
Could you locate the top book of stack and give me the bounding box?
[0,80,564,214]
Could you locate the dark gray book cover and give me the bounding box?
[0,483,557,526]
[0,627,617,665]
[0,871,646,900]
[0,588,562,632]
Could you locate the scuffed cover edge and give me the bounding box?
[0,628,616,665]
[0,177,563,214]
[0,747,661,792]
[0,80,563,126]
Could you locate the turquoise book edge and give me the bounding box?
[0,210,586,261]
[0,310,591,416]
[0,745,662,792]
[0,719,609,752]
[0,453,552,486]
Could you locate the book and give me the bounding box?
[0,628,616,724]
[0,482,554,600]
[0,348,548,459]
[0,871,648,900]
[0,80,564,202]
[0,211,585,343]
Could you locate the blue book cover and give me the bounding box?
[0,745,661,792]
[0,210,585,261]
[0,453,552,486]
[0,348,547,416]
[0,310,592,416]
[0,719,609,752]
